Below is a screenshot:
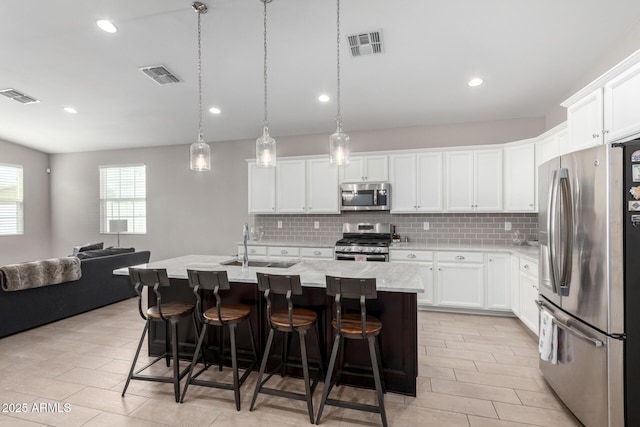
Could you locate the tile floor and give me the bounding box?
[0,299,582,427]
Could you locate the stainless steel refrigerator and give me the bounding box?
[537,139,640,427]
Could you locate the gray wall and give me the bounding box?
[546,18,640,129]
[49,117,544,261]
[0,139,51,265]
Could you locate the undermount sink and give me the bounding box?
[220,259,299,269]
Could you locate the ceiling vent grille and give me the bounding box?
[138,65,181,85]
[347,30,384,57]
[0,88,40,104]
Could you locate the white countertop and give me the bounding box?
[114,254,425,294]
[236,240,336,248]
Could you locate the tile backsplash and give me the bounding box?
[254,212,538,246]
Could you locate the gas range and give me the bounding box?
[334,223,393,261]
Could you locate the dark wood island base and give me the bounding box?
[147,278,418,396]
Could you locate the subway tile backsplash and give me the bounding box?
[254,212,538,246]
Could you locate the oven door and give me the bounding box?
[335,253,388,262]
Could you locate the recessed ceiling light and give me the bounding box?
[209,107,221,114]
[96,19,117,33]
[318,94,330,103]
[468,78,484,87]
[63,107,77,114]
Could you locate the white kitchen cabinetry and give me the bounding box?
[504,142,536,212]
[340,155,388,183]
[390,250,434,305]
[267,246,300,258]
[306,159,339,213]
[445,149,502,212]
[390,152,443,213]
[237,245,268,259]
[276,160,306,213]
[248,162,276,214]
[518,258,539,335]
[510,256,521,316]
[300,247,334,259]
[604,61,640,143]
[486,253,511,311]
[566,88,604,152]
[435,252,485,309]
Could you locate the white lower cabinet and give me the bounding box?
[300,247,334,260]
[436,261,484,309]
[486,253,511,310]
[237,245,268,259]
[518,258,539,335]
[390,250,434,305]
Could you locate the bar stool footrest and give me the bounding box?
[323,397,383,414]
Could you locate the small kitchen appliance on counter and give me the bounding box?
[334,223,393,262]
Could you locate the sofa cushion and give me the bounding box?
[72,242,104,255]
[75,247,134,259]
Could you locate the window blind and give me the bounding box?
[0,164,24,236]
[99,165,146,234]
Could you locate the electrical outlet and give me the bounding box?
[314,221,320,229]
[504,221,512,231]
[423,222,430,230]
[277,221,283,229]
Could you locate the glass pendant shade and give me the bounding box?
[329,121,350,165]
[256,126,276,167]
[190,136,211,171]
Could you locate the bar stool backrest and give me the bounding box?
[129,268,171,321]
[186,269,230,324]
[256,273,302,330]
[325,276,377,338]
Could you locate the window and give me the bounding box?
[99,165,146,234]
[0,164,24,236]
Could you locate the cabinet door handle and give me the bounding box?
[407,254,416,259]
[249,249,256,254]
[602,129,609,135]
[314,251,322,255]
[529,204,534,207]
[281,250,288,254]
[489,258,493,262]
[524,264,530,269]
[438,268,442,271]
[592,133,599,139]
[455,255,465,260]
[429,267,433,271]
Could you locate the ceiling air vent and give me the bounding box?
[138,65,181,85]
[0,88,40,104]
[347,29,384,57]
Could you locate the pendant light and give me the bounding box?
[189,2,211,171]
[255,0,276,168]
[329,0,350,165]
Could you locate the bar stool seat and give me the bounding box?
[331,313,382,337]
[271,308,317,329]
[147,303,194,319]
[203,304,250,323]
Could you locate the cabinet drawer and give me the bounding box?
[437,251,483,263]
[238,245,267,256]
[268,246,300,257]
[300,247,334,259]
[390,250,433,262]
[520,259,538,277]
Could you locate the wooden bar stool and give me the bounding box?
[179,269,258,410]
[250,272,324,424]
[122,268,196,402]
[316,276,387,427]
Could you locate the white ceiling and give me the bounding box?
[1,0,640,154]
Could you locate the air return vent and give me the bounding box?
[346,30,384,57]
[138,65,181,85]
[0,88,40,104]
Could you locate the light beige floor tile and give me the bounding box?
[209,412,301,427]
[389,404,471,427]
[130,398,223,427]
[510,346,539,358]
[65,386,148,415]
[419,355,478,371]
[423,338,447,348]
[474,362,543,379]
[84,344,138,361]
[491,353,541,368]
[82,412,170,427]
[8,376,86,401]
[446,340,515,355]
[0,414,47,426]
[55,367,125,389]
[424,325,483,336]
[416,377,432,392]
[468,415,541,427]
[515,390,566,410]
[47,352,113,370]
[462,334,536,348]
[3,399,101,427]
[427,347,497,362]
[493,402,581,426]
[408,390,498,418]
[417,365,456,380]
[430,379,521,404]
[454,370,547,392]
[418,331,465,342]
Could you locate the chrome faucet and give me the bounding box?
[242,223,249,270]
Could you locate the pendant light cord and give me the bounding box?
[197,8,204,141]
[263,0,269,128]
[336,0,342,127]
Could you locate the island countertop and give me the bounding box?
[114,254,424,294]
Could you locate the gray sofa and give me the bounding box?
[0,250,150,338]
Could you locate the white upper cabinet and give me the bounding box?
[567,88,604,152]
[306,158,339,213]
[390,152,443,213]
[604,61,640,143]
[340,155,388,183]
[504,142,535,212]
[276,159,306,213]
[445,149,502,212]
[248,162,276,214]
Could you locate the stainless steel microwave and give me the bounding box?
[340,182,390,211]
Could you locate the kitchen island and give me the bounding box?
[115,255,423,396]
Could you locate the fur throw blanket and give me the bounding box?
[0,257,82,292]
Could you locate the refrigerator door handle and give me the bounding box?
[558,168,573,296]
[535,300,604,348]
[548,170,560,294]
